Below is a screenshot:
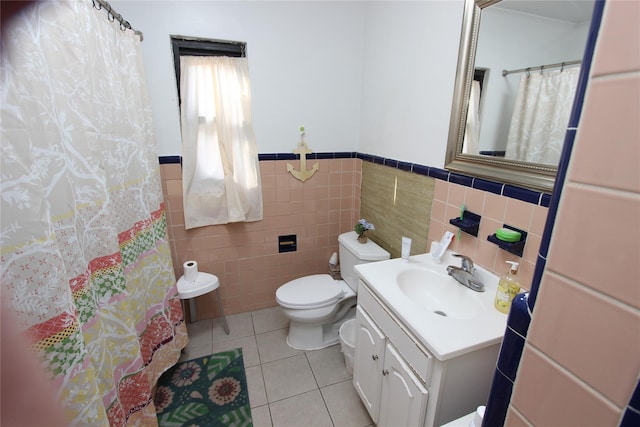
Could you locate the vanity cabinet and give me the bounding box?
[378,342,429,426]
[353,279,500,427]
[354,307,428,426]
[353,307,385,422]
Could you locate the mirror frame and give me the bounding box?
[445,0,557,194]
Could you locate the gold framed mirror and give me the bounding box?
[445,0,595,194]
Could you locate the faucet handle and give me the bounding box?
[453,254,475,273]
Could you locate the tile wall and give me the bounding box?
[160,157,361,317]
[360,161,434,259]
[505,0,640,425]
[428,179,549,290]
[160,152,551,317]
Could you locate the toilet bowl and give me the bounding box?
[276,231,389,350]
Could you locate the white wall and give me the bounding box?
[358,1,463,167]
[113,1,367,156]
[114,0,465,167]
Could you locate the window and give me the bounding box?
[172,36,262,229]
[171,36,245,104]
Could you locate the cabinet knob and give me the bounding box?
[382,369,389,376]
[372,354,379,361]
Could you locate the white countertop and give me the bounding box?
[355,252,508,360]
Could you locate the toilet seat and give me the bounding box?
[276,274,349,309]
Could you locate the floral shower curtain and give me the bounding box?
[504,67,580,165]
[0,1,188,425]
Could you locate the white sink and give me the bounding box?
[354,251,508,360]
[397,269,484,320]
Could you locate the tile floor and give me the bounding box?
[180,306,373,427]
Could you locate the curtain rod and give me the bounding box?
[502,59,581,77]
[92,0,143,41]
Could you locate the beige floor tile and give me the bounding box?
[321,380,372,427]
[213,311,255,342]
[185,318,213,346]
[246,365,268,408]
[269,390,333,427]
[252,306,289,334]
[178,342,212,362]
[256,328,303,363]
[183,308,377,427]
[262,354,318,403]
[306,344,351,387]
[251,405,273,427]
[212,335,260,367]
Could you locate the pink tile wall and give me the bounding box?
[160,158,361,317]
[164,156,548,319]
[428,180,548,289]
[506,1,640,424]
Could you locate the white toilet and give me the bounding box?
[276,231,390,350]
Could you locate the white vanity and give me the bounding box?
[353,252,508,427]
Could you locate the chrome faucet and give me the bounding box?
[454,254,475,275]
[447,254,485,292]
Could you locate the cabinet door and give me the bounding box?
[353,306,385,423]
[378,343,429,427]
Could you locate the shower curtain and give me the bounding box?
[0,1,188,425]
[504,67,580,165]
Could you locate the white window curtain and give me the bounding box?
[462,80,481,155]
[180,56,263,229]
[504,67,580,165]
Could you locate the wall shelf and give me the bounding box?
[449,210,481,237]
[487,224,527,257]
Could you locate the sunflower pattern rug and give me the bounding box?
[154,348,252,427]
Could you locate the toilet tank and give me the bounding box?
[338,231,390,292]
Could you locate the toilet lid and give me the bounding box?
[276,274,345,309]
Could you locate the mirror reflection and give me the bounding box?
[447,0,595,193]
[465,0,593,166]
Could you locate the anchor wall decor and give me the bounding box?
[287,126,319,182]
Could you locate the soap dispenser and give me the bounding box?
[494,261,521,314]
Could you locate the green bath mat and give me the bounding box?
[154,348,252,427]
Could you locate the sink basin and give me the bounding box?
[354,252,508,360]
[397,269,485,320]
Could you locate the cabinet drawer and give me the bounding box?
[358,280,433,385]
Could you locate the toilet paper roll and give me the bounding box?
[329,252,338,266]
[183,260,198,282]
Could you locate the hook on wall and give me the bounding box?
[287,126,319,182]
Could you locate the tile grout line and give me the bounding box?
[251,311,275,426]
[305,351,337,427]
[187,307,368,426]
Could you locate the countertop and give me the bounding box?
[354,251,508,360]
